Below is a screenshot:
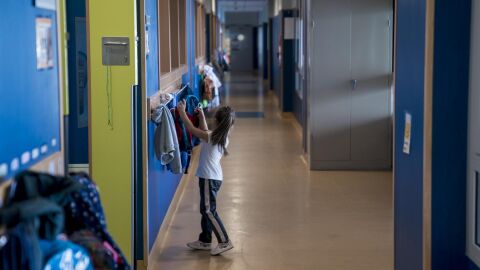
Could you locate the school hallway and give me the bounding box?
[147,73,393,270]
[3,1,478,269]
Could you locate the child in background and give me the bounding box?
[177,101,236,256]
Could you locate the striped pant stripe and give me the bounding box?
[204,180,227,243]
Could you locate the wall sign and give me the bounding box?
[145,15,151,56]
[0,164,7,178]
[403,112,412,154]
[284,17,295,40]
[36,17,54,70]
[34,0,56,11]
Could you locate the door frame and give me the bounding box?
[467,0,480,266]
[303,0,310,156]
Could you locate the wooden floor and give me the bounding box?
[147,73,393,270]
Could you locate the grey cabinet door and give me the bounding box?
[350,0,393,164]
[310,0,352,162]
[309,0,392,170]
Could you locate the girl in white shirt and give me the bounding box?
[178,101,235,256]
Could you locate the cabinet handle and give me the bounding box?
[351,79,358,90]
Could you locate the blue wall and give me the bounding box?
[431,0,473,269]
[144,0,200,252]
[66,0,88,164]
[145,0,180,252]
[145,0,159,95]
[470,260,480,270]
[395,1,480,269]
[206,13,211,63]
[281,10,295,112]
[293,90,303,126]
[263,23,268,80]
[269,18,274,90]
[0,0,61,180]
[394,0,426,269]
[272,15,281,97]
[270,11,294,113]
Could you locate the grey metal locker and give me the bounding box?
[309,0,393,170]
[467,0,480,264]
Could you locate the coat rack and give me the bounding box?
[147,83,189,115]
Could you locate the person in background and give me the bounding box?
[177,100,236,256]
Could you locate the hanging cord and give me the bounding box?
[106,49,114,130]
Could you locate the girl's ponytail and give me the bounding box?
[211,106,235,155]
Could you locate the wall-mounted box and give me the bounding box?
[102,37,130,66]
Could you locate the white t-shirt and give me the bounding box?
[196,133,228,181]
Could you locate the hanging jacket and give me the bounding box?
[185,95,201,148]
[203,78,214,101]
[69,230,117,270]
[173,95,201,144]
[199,74,209,101]
[171,94,200,173]
[64,173,130,270]
[0,223,93,270]
[0,171,90,270]
[6,171,83,207]
[0,198,64,240]
[2,171,83,240]
[0,223,42,270]
[204,65,222,89]
[172,108,200,152]
[152,104,182,174]
[40,239,93,270]
[176,84,194,102]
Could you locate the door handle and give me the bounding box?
[351,79,358,90]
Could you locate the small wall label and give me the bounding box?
[0,164,7,178]
[10,158,19,172]
[284,18,295,40]
[36,18,54,70]
[403,112,412,154]
[32,148,40,160]
[34,0,56,10]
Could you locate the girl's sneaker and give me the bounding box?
[211,241,234,256]
[187,241,212,250]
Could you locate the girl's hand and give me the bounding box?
[177,100,187,114]
[195,106,205,119]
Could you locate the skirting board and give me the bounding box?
[135,260,146,270]
[310,160,392,171]
[31,152,65,176]
[68,164,90,174]
[147,148,200,265]
[288,112,303,140]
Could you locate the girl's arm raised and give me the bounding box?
[196,106,209,131]
[178,100,209,142]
